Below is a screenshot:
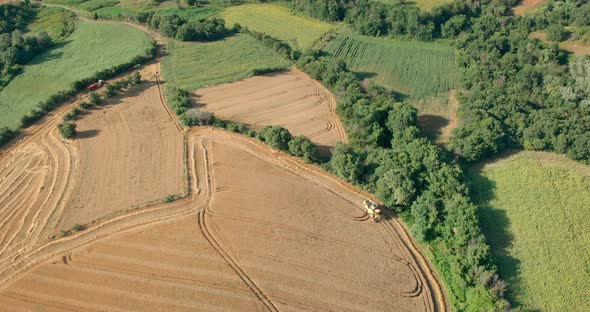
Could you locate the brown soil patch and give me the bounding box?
[195,68,348,155]
[512,0,546,15]
[0,128,446,311]
[530,31,590,55]
[438,90,459,144]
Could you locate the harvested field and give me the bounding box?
[56,80,185,231]
[196,68,348,154]
[0,127,446,311]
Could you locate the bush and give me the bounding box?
[288,135,320,163]
[0,127,16,147]
[88,92,103,105]
[79,101,93,109]
[182,108,213,126]
[131,71,142,84]
[58,121,76,139]
[72,224,86,232]
[546,25,569,42]
[162,194,180,203]
[258,126,292,151]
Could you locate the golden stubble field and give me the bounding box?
[0,64,446,311]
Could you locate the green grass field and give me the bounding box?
[0,20,149,130]
[372,0,454,11]
[467,151,590,311]
[324,34,457,99]
[28,7,76,41]
[222,4,334,49]
[161,34,291,91]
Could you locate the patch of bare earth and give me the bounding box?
[195,68,347,155]
[512,0,546,15]
[530,31,590,55]
[438,90,459,144]
[0,129,446,311]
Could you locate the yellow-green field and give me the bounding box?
[467,151,590,311]
[161,34,291,91]
[372,0,454,11]
[222,4,334,49]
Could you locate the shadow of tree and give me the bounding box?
[418,114,449,141]
[467,168,527,309]
[76,129,100,139]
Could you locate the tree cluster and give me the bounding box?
[137,12,231,41]
[0,3,53,89]
[450,8,590,164]
[297,51,509,310]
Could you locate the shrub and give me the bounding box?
[58,121,76,139]
[182,108,213,126]
[546,25,569,42]
[79,101,93,109]
[162,194,180,203]
[72,224,86,232]
[131,71,142,84]
[288,135,320,163]
[88,92,103,105]
[258,126,292,151]
[0,127,16,147]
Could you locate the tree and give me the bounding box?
[131,72,141,84]
[58,121,76,139]
[288,135,320,163]
[329,142,364,183]
[258,126,292,151]
[546,25,569,42]
[410,191,440,242]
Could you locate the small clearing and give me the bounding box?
[195,68,347,154]
[512,0,546,15]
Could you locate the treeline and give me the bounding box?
[291,0,517,41]
[165,88,321,164]
[136,13,232,41]
[0,3,54,89]
[0,41,157,149]
[296,50,510,311]
[448,6,590,164]
[58,72,142,139]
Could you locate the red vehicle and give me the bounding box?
[87,80,105,91]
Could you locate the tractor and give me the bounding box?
[363,200,382,222]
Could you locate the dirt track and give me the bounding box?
[0,63,446,311]
[195,68,348,155]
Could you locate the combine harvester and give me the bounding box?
[87,80,106,91]
[364,200,382,222]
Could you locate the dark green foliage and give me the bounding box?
[451,7,590,164]
[63,106,82,121]
[58,121,76,139]
[0,127,16,146]
[328,142,364,184]
[258,126,292,151]
[143,12,230,41]
[545,24,569,42]
[0,3,55,89]
[72,224,86,231]
[288,135,320,163]
[166,87,191,115]
[162,194,180,203]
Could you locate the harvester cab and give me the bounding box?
[363,200,382,222]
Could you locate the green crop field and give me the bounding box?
[324,34,457,99]
[222,4,334,49]
[161,34,291,91]
[0,20,149,130]
[372,0,454,11]
[467,151,590,311]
